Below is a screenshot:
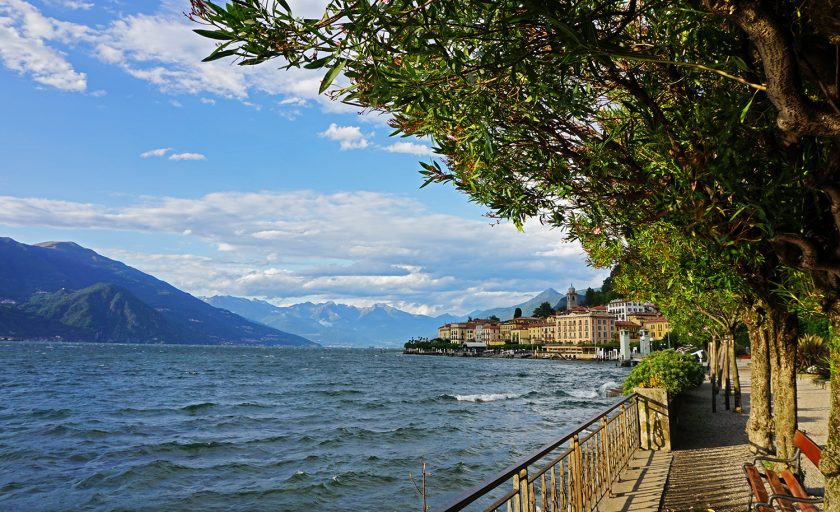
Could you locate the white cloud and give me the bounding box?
[279,96,307,106]
[200,97,215,105]
[319,123,371,150]
[168,152,206,161]
[140,147,171,158]
[382,141,435,156]
[60,1,93,9]
[0,190,603,314]
[0,0,92,92]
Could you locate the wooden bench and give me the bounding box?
[743,430,824,511]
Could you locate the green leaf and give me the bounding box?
[304,56,332,70]
[202,48,237,63]
[319,60,346,94]
[739,90,758,123]
[193,29,234,41]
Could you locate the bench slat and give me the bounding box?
[780,470,819,512]
[744,464,770,504]
[765,470,796,512]
[794,430,822,468]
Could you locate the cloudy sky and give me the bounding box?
[0,0,607,315]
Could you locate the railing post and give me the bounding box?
[600,415,610,495]
[518,468,530,512]
[512,471,521,512]
[571,434,583,512]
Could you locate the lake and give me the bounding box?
[0,342,628,511]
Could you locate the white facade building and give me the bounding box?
[607,299,650,321]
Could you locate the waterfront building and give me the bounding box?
[475,323,501,345]
[448,322,470,343]
[437,325,451,340]
[554,307,615,345]
[510,326,531,344]
[607,299,652,321]
[614,320,641,340]
[641,315,670,340]
[528,321,546,344]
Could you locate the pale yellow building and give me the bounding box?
[437,325,451,340]
[642,316,670,340]
[510,327,531,344]
[449,322,470,343]
[555,308,615,344]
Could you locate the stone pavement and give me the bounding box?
[599,450,672,511]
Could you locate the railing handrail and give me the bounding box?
[433,393,639,512]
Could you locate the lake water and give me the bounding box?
[0,342,628,511]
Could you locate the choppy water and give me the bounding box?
[0,342,628,511]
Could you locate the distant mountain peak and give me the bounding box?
[0,238,317,346]
[35,241,86,250]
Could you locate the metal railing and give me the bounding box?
[434,394,642,512]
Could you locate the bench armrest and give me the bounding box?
[753,448,800,466]
[768,493,824,507]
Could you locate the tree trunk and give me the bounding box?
[821,312,840,509]
[727,334,743,413]
[724,335,731,411]
[709,336,717,413]
[767,304,798,460]
[744,308,772,453]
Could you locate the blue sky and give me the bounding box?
[0,0,607,315]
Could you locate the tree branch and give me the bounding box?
[716,1,840,138]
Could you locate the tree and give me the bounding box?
[488,315,500,322]
[532,301,555,318]
[513,307,522,319]
[190,1,840,502]
[584,287,596,306]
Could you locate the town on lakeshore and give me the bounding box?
[410,286,671,360]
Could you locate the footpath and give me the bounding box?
[602,360,830,511]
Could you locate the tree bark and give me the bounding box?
[724,334,731,411]
[767,303,799,459]
[744,308,773,452]
[727,334,743,413]
[821,312,840,509]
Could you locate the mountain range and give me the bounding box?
[0,238,316,346]
[205,295,460,347]
[469,288,584,321]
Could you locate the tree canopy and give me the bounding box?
[532,301,555,318]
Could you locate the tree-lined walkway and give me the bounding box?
[660,371,752,511]
[661,361,830,511]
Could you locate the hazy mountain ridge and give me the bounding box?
[0,238,316,346]
[205,296,460,347]
[469,288,584,320]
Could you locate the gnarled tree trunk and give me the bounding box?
[767,303,798,460]
[744,308,772,452]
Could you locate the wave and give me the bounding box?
[599,380,620,396]
[181,402,216,413]
[443,393,521,402]
[566,389,599,399]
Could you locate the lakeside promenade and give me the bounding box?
[601,360,830,511]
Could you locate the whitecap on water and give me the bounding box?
[566,389,599,399]
[452,393,520,402]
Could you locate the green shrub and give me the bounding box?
[797,334,830,375]
[622,350,705,396]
